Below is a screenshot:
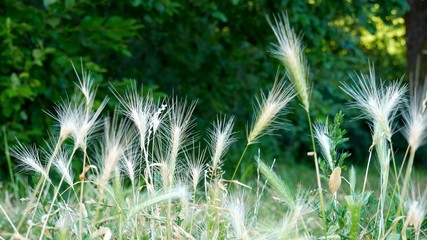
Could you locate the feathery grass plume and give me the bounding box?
[227,193,249,240]
[111,82,158,143]
[71,68,108,150]
[49,94,107,150]
[72,61,94,106]
[120,146,140,185]
[184,144,206,192]
[208,116,236,173]
[341,64,406,140]
[73,99,108,150]
[257,159,295,208]
[402,80,427,151]
[98,116,135,189]
[293,191,314,224]
[167,97,197,186]
[47,98,83,142]
[247,73,295,145]
[402,185,427,240]
[314,119,334,170]
[400,80,427,214]
[259,213,301,240]
[268,13,310,111]
[11,142,49,180]
[53,149,73,186]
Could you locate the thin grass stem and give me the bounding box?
[38,146,78,240]
[0,204,21,238]
[19,137,63,234]
[307,111,328,239]
[79,145,88,239]
[361,145,374,196]
[229,144,249,188]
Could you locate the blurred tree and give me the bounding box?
[405,0,427,85]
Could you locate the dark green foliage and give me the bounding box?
[0,0,409,181]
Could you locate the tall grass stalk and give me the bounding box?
[306,111,328,239]
[376,134,390,238]
[17,137,63,234]
[230,145,248,186]
[400,147,416,209]
[38,145,79,240]
[268,13,328,238]
[230,74,294,184]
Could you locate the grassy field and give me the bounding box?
[1,14,426,240]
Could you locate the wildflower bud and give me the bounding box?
[329,167,342,194]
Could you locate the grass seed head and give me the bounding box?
[227,194,249,240]
[402,80,427,151]
[99,116,135,189]
[53,149,73,186]
[405,184,427,233]
[268,12,310,111]
[185,145,206,192]
[11,142,49,180]
[208,116,235,172]
[120,146,140,185]
[247,74,295,145]
[314,119,334,170]
[341,64,406,140]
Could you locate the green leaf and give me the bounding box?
[46,17,61,28]
[43,0,57,9]
[211,11,227,22]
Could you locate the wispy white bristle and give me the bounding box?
[208,116,235,172]
[314,119,334,170]
[402,81,427,151]
[99,116,135,188]
[268,13,310,111]
[53,149,73,186]
[341,64,406,140]
[247,74,295,144]
[167,97,197,186]
[227,194,248,239]
[11,142,49,180]
[120,146,140,185]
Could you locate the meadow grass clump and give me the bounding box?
[1,13,427,240]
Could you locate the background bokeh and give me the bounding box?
[1,0,424,182]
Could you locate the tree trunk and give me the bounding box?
[405,0,427,91]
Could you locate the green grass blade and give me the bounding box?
[258,159,295,208]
